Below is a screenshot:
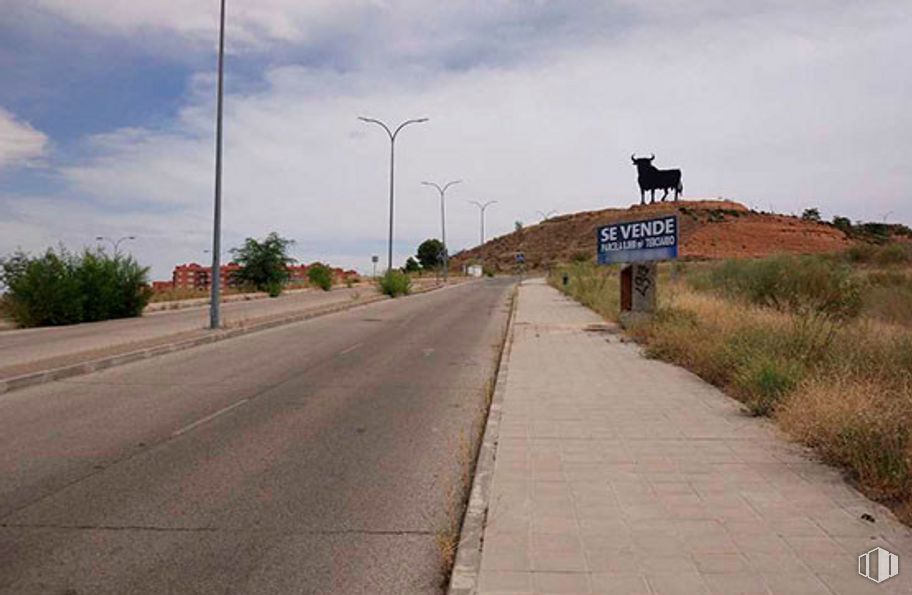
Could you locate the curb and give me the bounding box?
[448,282,519,595]
[0,281,461,396]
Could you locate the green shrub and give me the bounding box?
[379,270,411,297]
[734,355,803,416]
[307,263,333,291]
[705,255,862,321]
[0,247,151,327]
[266,280,283,297]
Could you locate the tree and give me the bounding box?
[417,238,445,270]
[514,221,524,232]
[801,208,821,222]
[403,257,421,273]
[832,216,853,234]
[231,232,295,294]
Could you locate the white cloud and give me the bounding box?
[0,108,47,168]
[4,1,912,279]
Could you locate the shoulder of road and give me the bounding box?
[451,278,912,595]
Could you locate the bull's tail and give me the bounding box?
[677,179,684,198]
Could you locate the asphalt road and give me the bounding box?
[0,278,515,594]
[0,285,369,374]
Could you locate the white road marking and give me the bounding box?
[339,342,364,356]
[172,399,249,437]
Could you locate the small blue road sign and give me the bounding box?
[597,215,678,265]
[515,252,525,264]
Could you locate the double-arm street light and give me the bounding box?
[421,180,461,282]
[359,116,429,273]
[537,210,558,221]
[95,235,135,255]
[469,200,498,246]
[209,0,227,330]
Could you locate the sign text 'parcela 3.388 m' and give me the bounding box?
[596,215,679,265]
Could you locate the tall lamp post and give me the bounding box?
[469,200,498,246]
[209,0,227,330]
[421,180,461,282]
[95,235,136,255]
[536,210,558,221]
[358,116,429,273]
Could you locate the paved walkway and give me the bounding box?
[475,279,911,594]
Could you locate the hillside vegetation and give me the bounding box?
[551,243,912,523]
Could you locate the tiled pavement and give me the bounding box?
[475,279,912,594]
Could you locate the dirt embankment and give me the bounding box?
[450,199,852,271]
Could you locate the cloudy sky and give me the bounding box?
[1,1,910,279]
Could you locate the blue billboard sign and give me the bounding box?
[597,215,678,265]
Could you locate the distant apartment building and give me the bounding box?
[159,262,360,292]
[171,262,242,290]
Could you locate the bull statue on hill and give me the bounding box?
[631,154,683,204]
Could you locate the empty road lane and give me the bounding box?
[0,278,515,594]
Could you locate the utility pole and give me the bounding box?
[358,116,429,273]
[209,0,226,330]
[469,200,498,245]
[421,180,461,282]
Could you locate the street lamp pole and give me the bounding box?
[421,180,461,282]
[95,235,136,255]
[536,210,558,221]
[210,0,226,330]
[469,200,498,245]
[359,116,429,273]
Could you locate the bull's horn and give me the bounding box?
[631,153,636,163]
[649,154,655,160]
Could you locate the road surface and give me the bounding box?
[0,278,514,594]
[0,286,372,378]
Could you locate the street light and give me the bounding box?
[469,200,498,246]
[536,210,558,221]
[95,235,135,255]
[358,116,429,273]
[421,180,461,282]
[209,0,227,330]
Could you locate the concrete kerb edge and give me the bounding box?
[0,281,467,396]
[447,281,519,595]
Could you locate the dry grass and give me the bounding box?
[778,376,912,508]
[437,431,474,578]
[554,255,912,521]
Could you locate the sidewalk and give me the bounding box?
[468,279,911,594]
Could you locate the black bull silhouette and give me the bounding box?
[632,154,683,204]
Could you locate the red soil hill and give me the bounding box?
[450,199,851,271]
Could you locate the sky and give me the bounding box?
[0,0,910,280]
